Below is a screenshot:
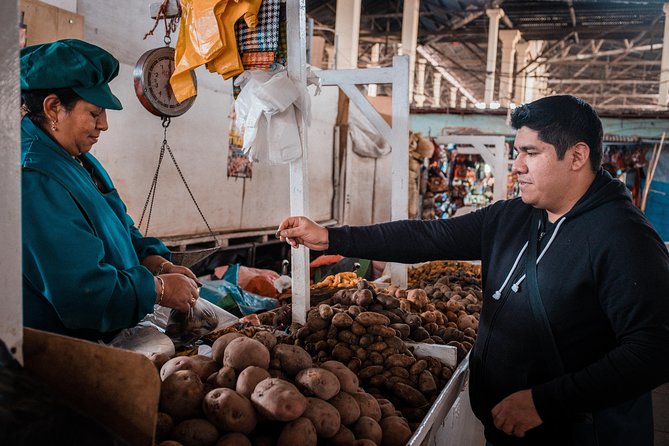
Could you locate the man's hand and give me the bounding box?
[277,216,329,251]
[491,389,543,437]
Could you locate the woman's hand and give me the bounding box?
[277,216,329,250]
[156,273,200,312]
[162,262,198,282]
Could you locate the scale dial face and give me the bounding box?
[133,46,196,117]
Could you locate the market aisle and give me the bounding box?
[655,383,669,446]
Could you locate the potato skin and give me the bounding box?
[353,416,383,445]
[302,397,341,438]
[328,391,361,426]
[349,392,382,422]
[251,377,308,421]
[272,344,313,377]
[211,333,245,364]
[216,433,252,446]
[320,360,360,393]
[207,366,236,389]
[295,367,341,400]
[161,355,220,381]
[324,425,356,446]
[223,337,270,372]
[172,418,219,446]
[202,388,257,434]
[235,366,271,398]
[380,416,413,446]
[277,417,317,446]
[160,370,205,420]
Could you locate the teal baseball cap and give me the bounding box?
[20,39,123,110]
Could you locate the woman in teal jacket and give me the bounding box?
[20,39,200,341]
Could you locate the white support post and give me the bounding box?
[286,0,310,325]
[368,43,380,97]
[335,0,361,69]
[0,0,22,362]
[498,30,521,108]
[460,96,468,108]
[450,86,458,108]
[414,58,427,107]
[484,8,504,107]
[514,40,530,105]
[432,72,442,107]
[317,56,410,288]
[400,0,421,101]
[524,40,544,103]
[659,3,669,107]
[389,55,410,288]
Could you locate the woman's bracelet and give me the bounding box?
[156,260,172,276]
[156,275,165,305]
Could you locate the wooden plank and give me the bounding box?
[20,0,84,46]
[23,328,159,446]
[319,67,397,86]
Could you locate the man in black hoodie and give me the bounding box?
[277,95,669,446]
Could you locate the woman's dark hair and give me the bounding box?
[510,95,603,172]
[21,88,81,130]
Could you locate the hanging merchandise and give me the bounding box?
[233,68,313,164]
[136,0,196,117]
[135,1,220,266]
[236,0,281,71]
[170,0,262,102]
[227,102,253,178]
[349,103,391,159]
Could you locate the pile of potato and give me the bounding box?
[408,260,481,288]
[154,331,413,446]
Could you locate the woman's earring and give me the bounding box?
[51,120,57,131]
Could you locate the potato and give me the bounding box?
[149,352,171,371]
[160,370,205,420]
[385,354,416,369]
[393,382,428,407]
[331,312,354,328]
[318,304,334,320]
[379,416,412,446]
[161,355,219,381]
[236,366,271,398]
[207,366,236,389]
[223,337,270,372]
[272,344,314,377]
[155,412,174,442]
[376,399,396,419]
[418,370,437,394]
[350,392,381,422]
[277,417,317,446]
[352,440,377,446]
[302,397,341,438]
[320,360,360,393]
[202,388,257,433]
[216,433,252,446]
[356,312,390,327]
[353,416,382,445]
[324,425,356,446]
[253,331,278,351]
[251,378,307,421]
[328,391,361,425]
[295,367,341,400]
[211,333,245,364]
[172,418,219,446]
[407,289,429,310]
[353,289,374,306]
[158,441,184,446]
[389,323,410,340]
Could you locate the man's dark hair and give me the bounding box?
[510,95,603,172]
[21,88,81,131]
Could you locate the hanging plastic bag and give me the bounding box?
[165,299,219,347]
[203,275,278,316]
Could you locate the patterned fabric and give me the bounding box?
[236,0,281,53]
[241,51,275,70]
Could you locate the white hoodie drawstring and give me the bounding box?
[492,241,528,300]
[493,217,567,300]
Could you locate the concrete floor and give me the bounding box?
[654,384,669,446]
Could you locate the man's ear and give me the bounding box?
[42,94,61,122]
[569,142,591,171]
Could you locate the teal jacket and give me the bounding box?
[21,117,171,341]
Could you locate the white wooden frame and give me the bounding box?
[318,56,411,288]
[286,1,411,325]
[435,135,509,203]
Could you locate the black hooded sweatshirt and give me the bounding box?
[327,169,669,445]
